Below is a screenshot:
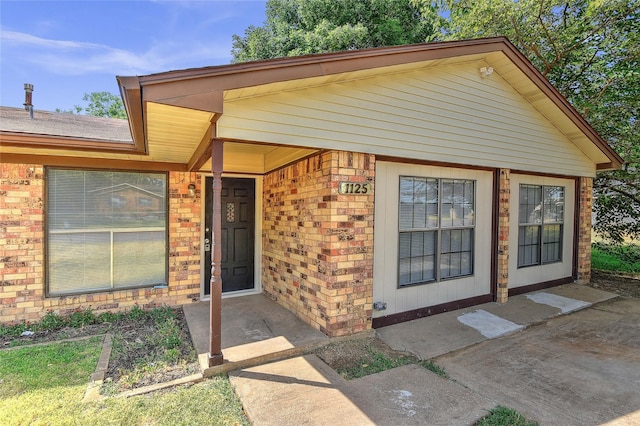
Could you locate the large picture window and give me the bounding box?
[399,177,475,287]
[518,184,564,267]
[46,169,168,295]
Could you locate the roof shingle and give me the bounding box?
[0,106,132,143]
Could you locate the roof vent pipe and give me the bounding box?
[23,83,34,119]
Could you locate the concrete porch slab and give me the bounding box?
[183,294,329,376]
[377,283,618,361]
[480,292,561,325]
[376,307,487,360]
[526,292,590,313]
[457,309,523,338]
[543,282,619,304]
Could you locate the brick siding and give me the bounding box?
[576,177,593,284]
[0,164,202,324]
[262,151,375,337]
[496,168,510,303]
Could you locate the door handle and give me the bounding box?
[204,238,211,251]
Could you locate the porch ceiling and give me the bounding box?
[144,102,319,174]
[145,102,213,164]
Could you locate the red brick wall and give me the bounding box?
[262,151,375,337]
[576,177,593,284]
[0,164,44,323]
[0,164,203,324]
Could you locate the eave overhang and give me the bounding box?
[0,131,139,154]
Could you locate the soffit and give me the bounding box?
[145,102,214,163]
[223,54,487,101]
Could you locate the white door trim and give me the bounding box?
[200,173,263,300]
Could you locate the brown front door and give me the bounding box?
[204,177,255,295]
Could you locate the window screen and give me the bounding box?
[47,169,167,295]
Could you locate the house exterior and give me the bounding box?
[1,38,622,345]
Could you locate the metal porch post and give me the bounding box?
[208,138,224,366]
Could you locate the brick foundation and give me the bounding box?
[262,151,375,337]
[0,164,202,324]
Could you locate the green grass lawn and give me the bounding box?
[0,338,249,425]
[592,242,640,273]
[476,406,539,426]
[0,336,103,398]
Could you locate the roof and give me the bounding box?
[0,37,623,173]
[0,106,135,153]
[117,37,622,172]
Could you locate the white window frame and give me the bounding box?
[517,184,565,268]
[398,176,476,287]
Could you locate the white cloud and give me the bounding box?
[0,29,232,76]
[2,30,105,50]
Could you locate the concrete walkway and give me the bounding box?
[186,284,624,425]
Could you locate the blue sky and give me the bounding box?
[1,0,267,112]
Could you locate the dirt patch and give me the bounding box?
[315,336,419,378]
[589,271,640,298]
[103,308,199,391]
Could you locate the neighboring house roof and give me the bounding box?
[89,183,164,199]
[0,106,135,152]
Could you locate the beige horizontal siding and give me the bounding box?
[218,62,595,177]
[372,162,493,317]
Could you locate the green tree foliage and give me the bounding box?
[57,91,126,119]
[415,0,639,242]
[79,91,127,119]
[231,0,441,62]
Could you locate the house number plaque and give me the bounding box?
[339,182,371,195]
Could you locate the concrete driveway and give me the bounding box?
[435,298,640,425]
[225,287,638,425]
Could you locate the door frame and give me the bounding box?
[200,173,263,300]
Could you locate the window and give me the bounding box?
[399,177,475,287]
[46,169,168,295]
[518,184,564,267]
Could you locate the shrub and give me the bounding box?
[126,304,148,321]
[149,305,176,323]
[68,307,98,328]
[39,311,68,331]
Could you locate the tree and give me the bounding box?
[56,92,127,119]
[81,92,127,119]
[231,0,442,62]
[413,0,639,242]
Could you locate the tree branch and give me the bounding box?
[605,185,640,206]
